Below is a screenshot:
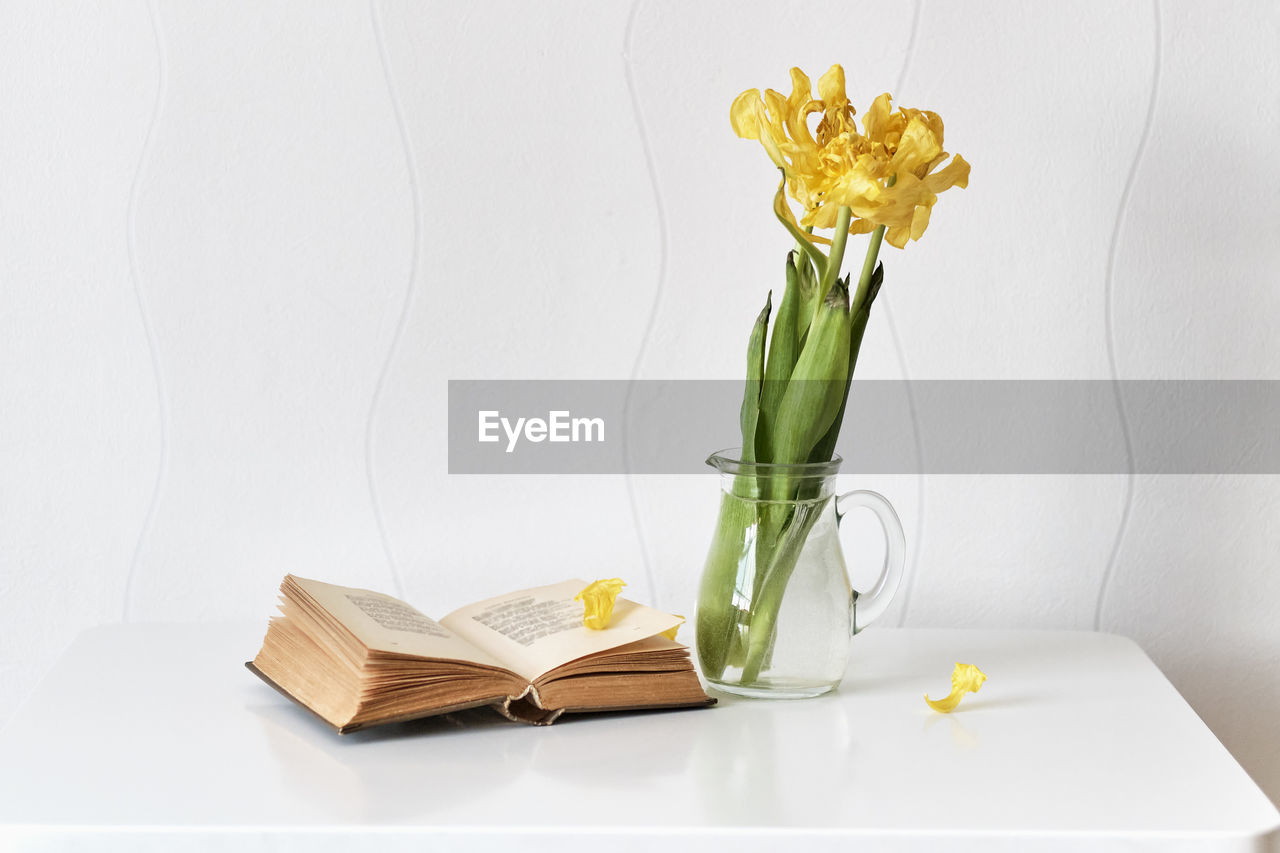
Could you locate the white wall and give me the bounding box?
[2,0,1277,805]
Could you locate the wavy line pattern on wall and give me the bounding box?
[880,0,926,627]
[1100,0,1280,805]
[366,0,657,610]
[879,0,1146,630]
[123,0,168,622]
[1093,0,1161,631]
[621,0,670,605]
[366,0,423,600]
[124,2,412,618]
[0,0,165,729]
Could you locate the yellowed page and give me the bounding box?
[439,579,683,681]
[290,576,509,669]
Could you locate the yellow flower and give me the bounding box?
[731,65,969,249]
[575,578,626,630]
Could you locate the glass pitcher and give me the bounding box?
[695,449,905,698]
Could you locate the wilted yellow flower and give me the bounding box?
[924,662,987,713]
[575,578,626,630]
[731,65,969,249]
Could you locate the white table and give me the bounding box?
[1,624,1276,852]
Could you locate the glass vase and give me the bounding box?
[695,450,905,698]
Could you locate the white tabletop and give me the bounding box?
[1,623,1275,852]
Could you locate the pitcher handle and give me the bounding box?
[835,489,906,634]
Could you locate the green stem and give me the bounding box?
[852,224,886,311]
[739,493,831,683]
[695,490,758,680]
[819,206,854,298]
[852,174,895,310]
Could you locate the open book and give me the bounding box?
[248,575,714,732]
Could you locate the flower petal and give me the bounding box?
[817,64,847,104]
[847,218,877,236]
[924,662,987,713]
[891,115,944,177]
[815,64,856,141]
[924,153,971,192]
[784,68,817,147]
[730,88,763,139]
[885,224,911,250]
[910,202,932,241]
[755,92,789,168]
[575,578,626,630]
[862,93,895,141]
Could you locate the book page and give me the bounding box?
[439,580,684,682]
[290,576,509,670]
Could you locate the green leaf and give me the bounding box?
[794,247,820,348]
[739,292,771,463]
[757,254,802,462]
[808,262,884,463]
[770,279,852,466]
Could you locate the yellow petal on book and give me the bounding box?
[575,578,626,630]
[661,615,685,641]
[924,663,987,713]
